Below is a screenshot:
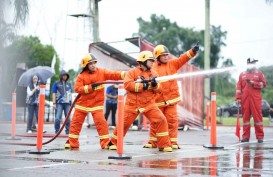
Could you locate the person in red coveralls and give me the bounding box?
[235,58,267,143]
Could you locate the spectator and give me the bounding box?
[26,75,40,133]
[235,58,267,143]
[104,84,118,128]
[52,70,73,134]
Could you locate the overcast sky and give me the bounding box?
[21,0,273,79]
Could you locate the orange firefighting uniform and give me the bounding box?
[235,69,266,140]
[66,68,126,149]
[147,49,196,147]
[110,66,172,150]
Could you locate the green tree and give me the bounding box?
[213,58,236,105]
[0,0,29,47]
[137,14,227,69]
[137,14,229,100]
[1,36,60,99]
[260,66,273,104]
[0,0,29,99]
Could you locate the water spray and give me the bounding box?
[136,62,272,83]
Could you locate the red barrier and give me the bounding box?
[29,85,50,154]
[210,92,217,145]
[203,92,223,149]
[117,84,125,155]
[108,84,131,159]
[11,93,16,137]
[6,93,21,140]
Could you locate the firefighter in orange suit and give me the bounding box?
[235,58,266,143]
[144,43,199,149]
[65,53,126,149]
[108,51,172,152]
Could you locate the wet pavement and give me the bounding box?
[0,121,273,177]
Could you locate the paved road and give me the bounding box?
[0,121,273,177]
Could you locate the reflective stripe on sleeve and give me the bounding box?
[135,83,140,92]
[84,85,89,94]
[186,50,193,59]
[121,71,126,79]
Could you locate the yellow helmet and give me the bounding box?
[81,53,97,68]
[137,51,155,63]
[153,45,169,59]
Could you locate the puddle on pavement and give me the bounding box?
[101,144,273,176]
[0,148,67,155]
[0,148,88,165]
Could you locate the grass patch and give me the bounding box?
[204,117,271,126]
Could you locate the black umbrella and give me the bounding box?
[18,66,55,87]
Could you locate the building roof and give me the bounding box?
[89,37,140,68]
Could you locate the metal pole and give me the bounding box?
[90,0,100,42]
[204,0,211,109]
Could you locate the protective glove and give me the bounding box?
[143,83,149,90]
[246,79,254,86]
[140,76,149,90]
[192,41,199,54]
[151,77,157,87]
[91,83,99,91]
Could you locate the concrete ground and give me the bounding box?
[0,121,273,177]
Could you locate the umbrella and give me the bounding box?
[18,66,55,87]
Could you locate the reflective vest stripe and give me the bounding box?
[170,138,178,142]
[75,105,104,112]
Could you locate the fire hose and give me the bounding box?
[4,66,239,146]
[3,81,123,146]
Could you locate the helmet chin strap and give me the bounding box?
[140,61,151,71]
[157,57,164,64]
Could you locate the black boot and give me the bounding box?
[241,139,249,143]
